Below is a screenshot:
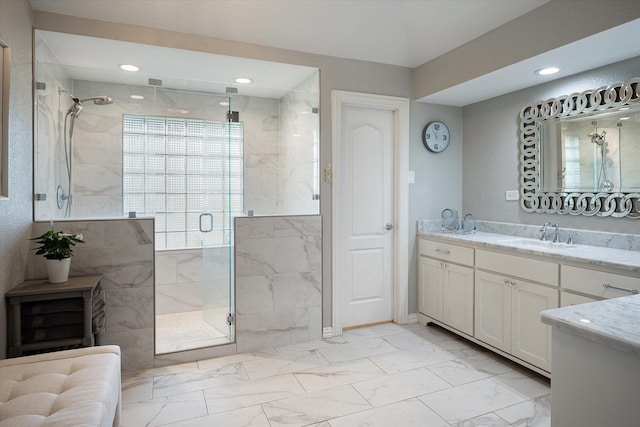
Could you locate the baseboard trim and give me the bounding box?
[322,327,333,339]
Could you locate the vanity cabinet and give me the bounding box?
[475,250,558,372]
[417,233,639,377]
[418,239,474,336]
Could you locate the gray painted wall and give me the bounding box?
[0,0,33,359]
[462,56,640,235]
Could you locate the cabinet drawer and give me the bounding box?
[419,239,474,266]
[560,291,598,307]
[477,250,558,286]
[561,265,640,299]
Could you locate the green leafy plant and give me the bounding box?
[31,223,84,260]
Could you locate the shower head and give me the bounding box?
[64,95,114,118]
[80,96,114,105]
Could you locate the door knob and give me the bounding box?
[384,223,394,230]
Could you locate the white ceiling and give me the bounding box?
[29,0,640,106]
[29,0,550,68]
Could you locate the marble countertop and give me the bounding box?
[417,230,640,274]
[541,294,640,357]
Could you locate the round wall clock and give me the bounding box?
[422,121,450,153]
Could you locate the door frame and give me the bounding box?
[331,90,410,336]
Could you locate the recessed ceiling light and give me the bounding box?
[130,94,145,100]
[119,64,140,72]
[219,101,229,107]
[619,116,630,121]
[234,77,253,84]
[534,67,560,76]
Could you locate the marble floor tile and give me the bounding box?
[318,337,398,363]
[122,376,154,404]
[242,349,329,380]
[294,358,385,393]
[353,366,451,407]
[122,390,207,427]
[341,322,406,342]
[328,398,449,427]
[163,405,271,427]
[495,394,551,427]
[368,343,454,374]
[427,358,494,386]
[153,362,249,398]
[493,369,550,399]
[203,373,306,414]
[262,384,371,427]
[453,413,513,427]
[121,323,553,427]
[419,377,527,424]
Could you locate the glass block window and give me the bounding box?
[123,115,244,250]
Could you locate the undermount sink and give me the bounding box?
[504,238,570,249]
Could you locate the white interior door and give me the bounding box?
[339,105,394,328]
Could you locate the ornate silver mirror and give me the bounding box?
[519,77,640,218]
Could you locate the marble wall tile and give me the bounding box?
[155,281,204,315]
[236,308,313,353]
[234,215,321,353]
[105,219,153,246]
[106,286,155,332]
[99,327,155,372]
[272,272,321,310]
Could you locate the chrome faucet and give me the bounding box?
[552,222,560,243]
[539,222,551,241]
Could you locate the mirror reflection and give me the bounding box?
[34,30,320,230]
[540,105,640,192]
[519,77,640,218]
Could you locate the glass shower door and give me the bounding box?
[201,95,242,343]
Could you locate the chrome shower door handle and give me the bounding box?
[384,223,394,230]
[199,213,214,233]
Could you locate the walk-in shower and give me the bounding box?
[58,87,114,217]
[34,29,320,357]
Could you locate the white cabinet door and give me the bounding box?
[418,256,443,321]
[475,271,511,353]
[511,280,558,372]
[443,263,474,336]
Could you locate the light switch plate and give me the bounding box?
[505,190,519,201]
[408,170,415,184]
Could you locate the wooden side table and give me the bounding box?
[6,275,104,357]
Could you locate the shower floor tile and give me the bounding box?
[156,310,231,354]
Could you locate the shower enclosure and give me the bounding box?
[33,30,320,355]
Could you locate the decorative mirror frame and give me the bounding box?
[519,77,640,218]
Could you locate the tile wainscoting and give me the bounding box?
[25,215,321,372]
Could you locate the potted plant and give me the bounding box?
[31,222,84,283]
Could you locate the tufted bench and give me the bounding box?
[0,345,121,427]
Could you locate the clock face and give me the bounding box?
[422,121,450,153]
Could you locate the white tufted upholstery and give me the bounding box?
[0,345,121,427]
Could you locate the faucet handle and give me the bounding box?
[567,233,580,246]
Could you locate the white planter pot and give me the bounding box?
[46,258,71,283]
